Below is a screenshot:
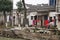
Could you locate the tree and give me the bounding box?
[17,0,24,27]
[0,0,13,27]
[17,1,24,12]
[22,0,28,27]
[22,0,27,19]
[17,0,28,27]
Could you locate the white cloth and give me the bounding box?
[49,22,54,26]
[7,15,9,22]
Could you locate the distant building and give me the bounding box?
[49,0,60,30]
[26,4,55,26]
[56,0,60,12]
[49,0,56,6]
[56,0,60,30]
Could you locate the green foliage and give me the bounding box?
[0,0,13,12]
[16,1,24,12]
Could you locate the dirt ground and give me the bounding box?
[0,37,25,40]
[0,35,59,40]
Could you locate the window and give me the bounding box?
[34,16,37,20]
[49,17,52,22]
[31,16,33,20]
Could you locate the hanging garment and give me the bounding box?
[44,20,49,28]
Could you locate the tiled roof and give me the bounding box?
[26,4,56,12]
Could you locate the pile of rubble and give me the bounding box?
[0,27,59,40]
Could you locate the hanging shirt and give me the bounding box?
[52,19,54,22]
[36,20,40,22]
[32,20,36,26]
[44,20,49,27]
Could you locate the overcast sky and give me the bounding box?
[13,0,49,9]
